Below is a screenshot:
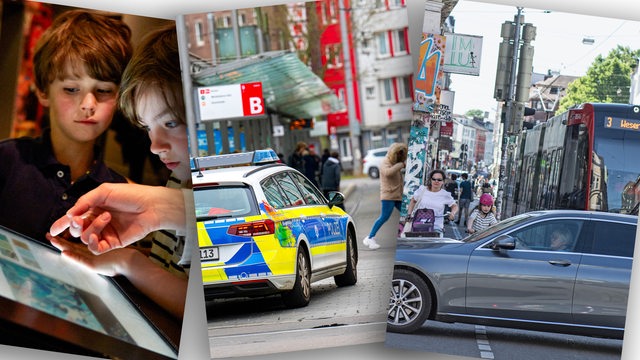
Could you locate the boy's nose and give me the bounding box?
[81,93,97,115]
[149,132,170,154]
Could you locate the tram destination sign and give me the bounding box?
[605,116,640,131]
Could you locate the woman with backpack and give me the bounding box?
[405,169,458,237]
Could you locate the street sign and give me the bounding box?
[443,33,483,76]
[197,82,266,121]
[273,125,284,137]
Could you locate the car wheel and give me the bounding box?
[334,230,357,287]
[281,249,311,308]
[387,268,432,333]
[369,167,380,179]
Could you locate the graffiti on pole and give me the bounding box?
[413,33,446,113]
[399,33,446,224]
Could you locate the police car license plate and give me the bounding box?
[200,247,219,261]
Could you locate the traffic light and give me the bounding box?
[494,21,515,101]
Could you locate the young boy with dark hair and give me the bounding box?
[0,10,132,243]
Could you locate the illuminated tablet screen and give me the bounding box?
[0,226,177,359]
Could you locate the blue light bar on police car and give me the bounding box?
[192,149,280,170]
[251,149,280,164]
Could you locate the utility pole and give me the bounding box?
[339,0,361,175]
[493,7,535,220]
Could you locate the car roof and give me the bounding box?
[193,163,291,187]
[367,147,388,153]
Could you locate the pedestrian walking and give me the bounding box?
[443,173,459,223]
[320,151,343,210]
[405,169,458,236]
[456,173,473,226]
[288,141,306,172]
[302,148,320,187]
[362,142,407,250]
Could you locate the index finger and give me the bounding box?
[50,214,73,237]
[49,204,93,237]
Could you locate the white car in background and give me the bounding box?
[362,147,388,179]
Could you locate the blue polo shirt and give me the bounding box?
[0,129,128,244]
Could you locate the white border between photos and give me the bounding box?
[7,0,639,360]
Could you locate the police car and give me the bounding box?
[192,150,358,308]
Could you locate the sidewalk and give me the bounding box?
[340,178,359,199]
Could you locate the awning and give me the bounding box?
[191,51,344,120]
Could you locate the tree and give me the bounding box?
[465,109,485,118]
[557,45,640,113]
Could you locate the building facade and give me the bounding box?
[354,0,414,151]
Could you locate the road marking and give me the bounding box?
[475,325,495,359]
[210,322,387,357]
[449,221,463,239]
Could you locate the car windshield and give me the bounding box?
[462,212,534,243]
[194,185,258,221]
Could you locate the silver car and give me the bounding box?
[389,210,637,339]
[362,147,388,179]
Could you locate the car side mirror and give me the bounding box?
[491,234,516,251]
[327,191,345,209]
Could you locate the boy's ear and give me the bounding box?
[35,88,50,107]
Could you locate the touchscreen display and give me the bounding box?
[0,227,177,359]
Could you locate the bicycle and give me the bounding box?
[401,212,451,238]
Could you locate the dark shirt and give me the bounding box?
[444,180,459,198]
[459,179,473,200]
[302,154,319,185]
[0,130,128,243]
[288,152,304,172]
[320,158,341,191]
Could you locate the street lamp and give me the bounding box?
[582,37,595,45]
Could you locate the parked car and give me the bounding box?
[389,210,636,339]
[362,147,388,179]
[192,150,358,308]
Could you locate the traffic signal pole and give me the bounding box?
[494,7,535,220]
[495,7,522,220]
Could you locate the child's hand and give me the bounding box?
[49,183,185,255]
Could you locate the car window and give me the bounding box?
[273,172,306,207]
[588,221,635,257]
[289,172,325,205]
[507,219,584,252]
[193,185,257,220]
[374,150,387,157]
[262,177,289,209]
[466,213,533,243]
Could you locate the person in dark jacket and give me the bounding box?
[320,151,343,210]
[302,148,320,187]
[288,141,307,172]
